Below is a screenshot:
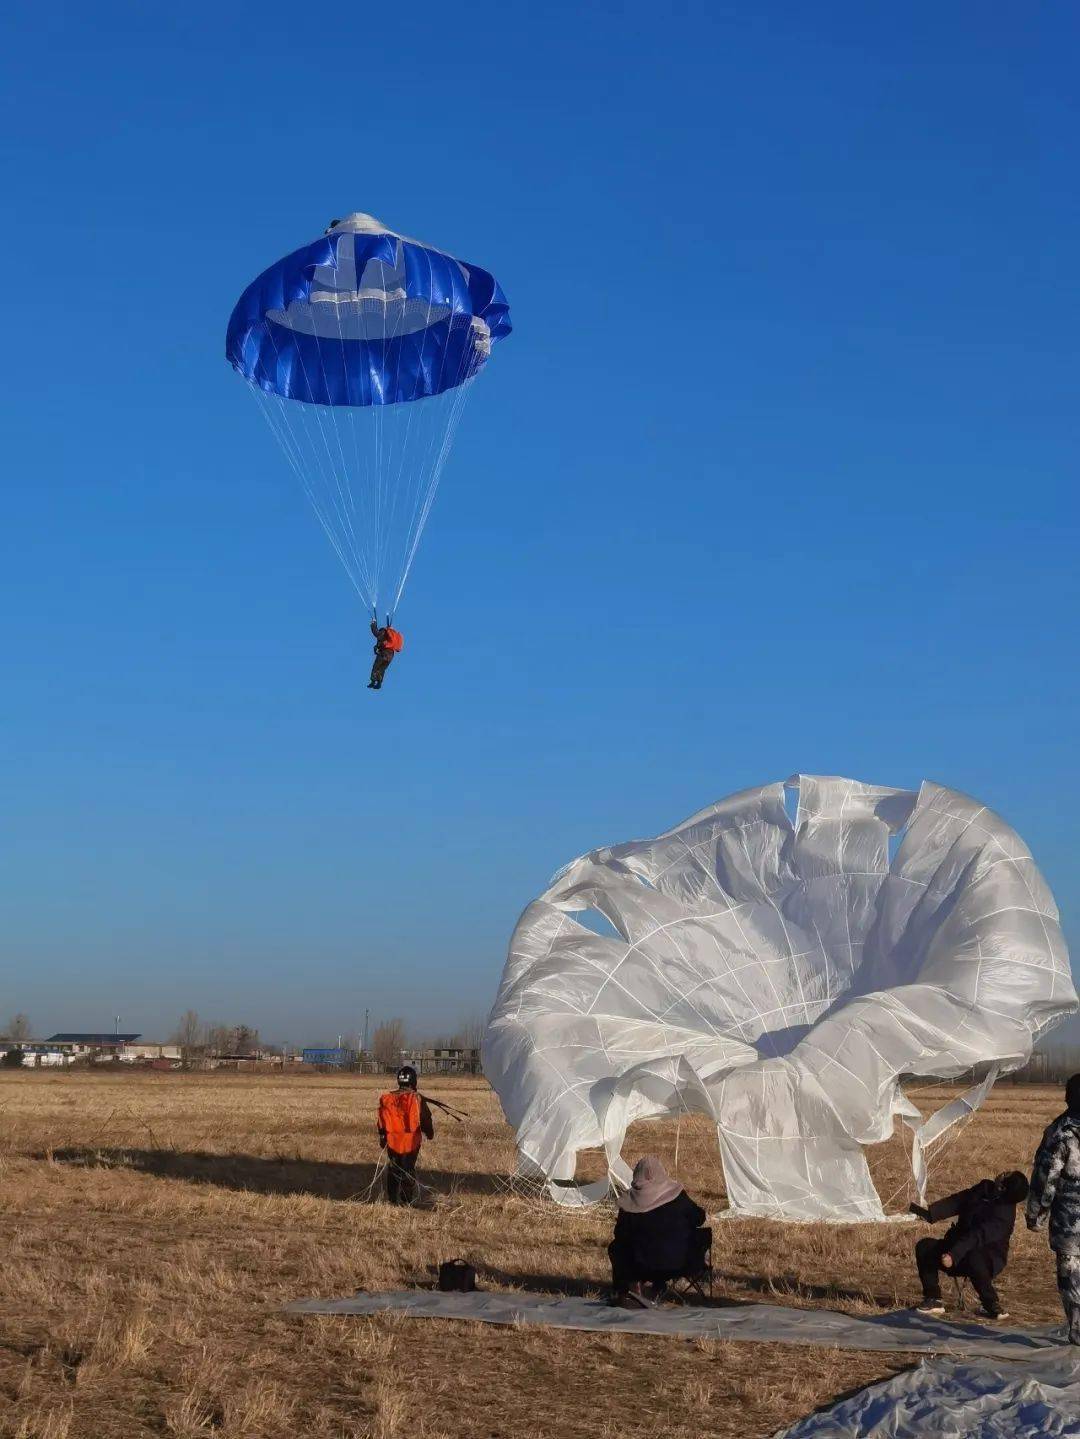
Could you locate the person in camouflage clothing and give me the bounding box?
[1027,1073,1080,1345]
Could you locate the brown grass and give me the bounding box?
[0,1071,1066,1438]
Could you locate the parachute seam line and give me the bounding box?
[675,838,772,1036]
[621,909,730,1042]
[839,782,856,982]
[582,915,727,1029]
[989,832,1061,1004]
[736,829,805,1025]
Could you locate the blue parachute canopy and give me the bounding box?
[226,213,511,407]
[225,214,511,616]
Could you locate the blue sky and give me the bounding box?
[1,2,1077,1046]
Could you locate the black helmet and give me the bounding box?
[997,1170,1029,1204]
[396,1065,417,1089]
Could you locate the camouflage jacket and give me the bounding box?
[1027,1111,1080,1255]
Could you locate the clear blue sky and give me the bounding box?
[1,2,1077,1046]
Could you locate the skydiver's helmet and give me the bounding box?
[396,1065,418,1089]
[996,1171,1030,1204]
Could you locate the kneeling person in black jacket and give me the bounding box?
[609,1155,708,1307]
[910,1171,1029,1319]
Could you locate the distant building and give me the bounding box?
[403,1046,481,1076]
[0,1040,73,1067]
[302,1047,357,1068]
[0,1034,180,1067]
[48,1032,141,1049]
[46,1032,134,1059]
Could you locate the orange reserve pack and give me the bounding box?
[383,627,404,653]
[378,1089,422,1155]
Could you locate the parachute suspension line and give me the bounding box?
[304,286,368,599]
[273,283,374,602]
[298,401,370,599]
[393,369,477,613]
[386,245,480,612]
[252,311,377,608]
[374,255,418,604]
[250,389,369,604]
[318,311,373,607]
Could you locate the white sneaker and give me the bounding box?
[916,1301,945,1316]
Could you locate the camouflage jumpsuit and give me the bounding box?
[1027,1111,1080,1344]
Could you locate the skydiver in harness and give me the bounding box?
[377,1065,434,1204]
[368,614,404,690]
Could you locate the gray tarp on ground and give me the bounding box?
[772,1347,1080,1438]
[284,1290,1064,1360]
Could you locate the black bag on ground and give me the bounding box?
[438,1259,477,1293]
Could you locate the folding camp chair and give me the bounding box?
[664,1228,713,1304]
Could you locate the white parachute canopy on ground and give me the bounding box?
[483,776,1076,1220]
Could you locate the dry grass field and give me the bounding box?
[0,1070,1067,1439]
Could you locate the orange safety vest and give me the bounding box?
[378,1089,423,1155]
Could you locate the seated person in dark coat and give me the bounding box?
[909,1170,1029,1319]
[608,1154,708,1306]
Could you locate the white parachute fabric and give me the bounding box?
[772,1349,1080,1439]
[483,775,1076,1220]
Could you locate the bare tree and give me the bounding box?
[5,1014,32,1041]
[206,1024,233,1057]
[453,1014,486,1050]
[371,1018,405,1070]
[232,1024,260,1055]
[173,1010,205,1067]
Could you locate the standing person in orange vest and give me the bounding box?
[377,1065,434,1204]
[368,616,404,690]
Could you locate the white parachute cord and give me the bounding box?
[253,310,376,608]
[376,257,430,611]
[323,263,374,599]
[279,365,361,591]
[391,305,484,614]
[392,366,479,612]
[370,248,422,612]
[323,250,385,604]
[296,401,372,601]
[250,388,370,606]
[372,245,411,610]
[301,242,366,584]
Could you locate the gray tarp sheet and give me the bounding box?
[773,1347,1080,1437]
[284,1290,1064,1360]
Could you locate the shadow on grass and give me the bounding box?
[471,1264,752,1307]
[47,1146,501,1202]
[714,1268,897,1308]
[471,1264,602,1299]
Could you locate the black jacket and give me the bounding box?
[927,1179,1018,1276]
[612,1192,706,1275]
